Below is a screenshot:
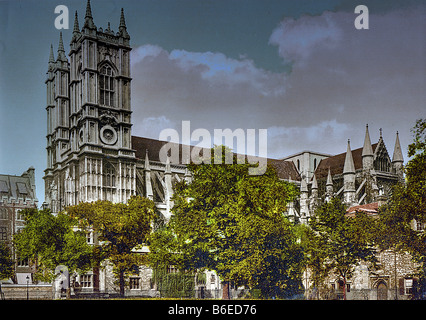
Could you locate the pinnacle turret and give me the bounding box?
[362,124,374,171]
[311,174,318,190]
[49,44,55,63]
[72,11,81,42]
[343,139,355,174]
[362,124,373,157]
[83,0,96,30]
[392,131,404,163]
[326,167,333,186]
[118,8,130,39]
[48,44,55,72]
[56,32,68,62]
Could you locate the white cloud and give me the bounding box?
[269,12,342,66]
[132,115,176,140]
[267,120,352,158]
[129,6,425,160]
[131,44,163,66]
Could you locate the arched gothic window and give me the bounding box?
[103,162,115,187]
[99,65,115,107]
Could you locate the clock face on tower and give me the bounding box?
[100,125,118,145]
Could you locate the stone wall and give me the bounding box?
[1,284,53,300]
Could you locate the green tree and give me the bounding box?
[13,208,93,282]
[308,198,377,300]
[67,195,158,296]
[149,146,304,299]
[0,242,14,281]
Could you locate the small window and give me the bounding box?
[81,274,93,288]
[130,277,140,290]
[297,159,300,171]
[16,209,24,221]
[99,65,115,107]
[86,231,94,244]
[0,226,7,240]
[314,158,317,169]
[0,208,7,220]
[405,279,413,295]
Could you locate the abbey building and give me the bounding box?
[42,1,407,298]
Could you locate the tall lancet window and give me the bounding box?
[103,162,116,187]
[99,65,114,107]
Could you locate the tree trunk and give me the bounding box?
[222,281,230,300]
[119,270,125,297]
[343,276,346,300]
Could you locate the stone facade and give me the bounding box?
[41,1,414,299]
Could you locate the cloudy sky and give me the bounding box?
[0,0,425,204]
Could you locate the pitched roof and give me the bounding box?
[0,173,36,200]
[314,143,378,180]
[131,135,300,181]
[346,202,379,217]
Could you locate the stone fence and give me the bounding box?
[1,284,53,300]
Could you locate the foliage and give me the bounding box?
[13,208,93,282]
[149,145,304,299]
[67,195,158,295]
[377,119,426,297]
[0,241,14,280]
[152,267,195,298]
[307,198,378,299]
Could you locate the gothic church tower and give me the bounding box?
[44,1,136,213]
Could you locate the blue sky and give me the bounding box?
[0,0,425,205]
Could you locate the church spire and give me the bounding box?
[48,44,55,71]
[73,11,80,32]
[362,124,374,171]
[56,32,67,62]
[343,139,355,174]
[392,131,404,163]
[49,44,55,63]
[71,11,81,43]
[83,0,96,30]
[118,8,130,39]
[362,124,373,157]
[326,167,333,186]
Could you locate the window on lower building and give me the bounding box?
[81,274,93,288]
[16,209,24,221]
[405,279,413,295]
[86,231,94,244]
[130,277,140,290]
[0,227,7,240]
[0,208,7,220]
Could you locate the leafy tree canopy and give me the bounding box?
[13,208,93,282]
[67,195,158,295]
[149,146,304,298]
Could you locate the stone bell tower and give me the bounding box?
[44,0,136,213]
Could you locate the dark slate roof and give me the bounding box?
[0,172,36,200]
[131,136,300,181]
[314,143,378,180]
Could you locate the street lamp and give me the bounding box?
[26,275,29,300]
